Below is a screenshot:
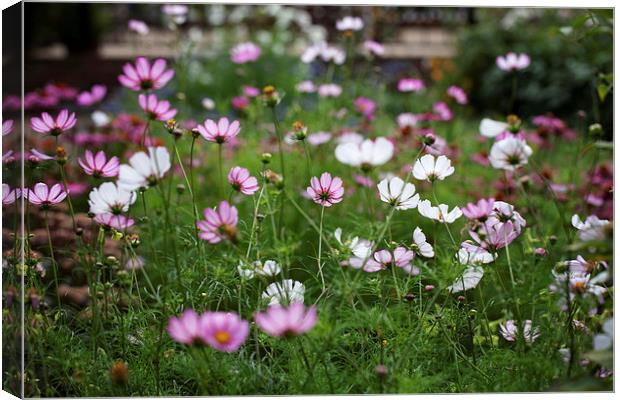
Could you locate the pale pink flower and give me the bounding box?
[231,96,250,110]
[128,19,149,35]
[447,85,468,104]
[196,201,238,244]
[118,57,175,91]
[462,198,495,221]
[363,40,385,57]
[197,117,241,144]
[363,250,392,272]
[394,246,419,276]
[201,312,250,352]
[433,102,453,121]
[2,120,14,136]
[255,303,318,337]
[296,80,317,93]
[78,150,120,178]
[94,213,135,230]
[230,42,261,64]
[398,78,425,92]
[307,172,344,207]
[243,86,260,97]
[354,96,376,120]
[25,183,67,206]
[496,52,531,71]
[76,84,107,107]
[336,16,364,31]
[138,93,177,121]
[167,309,208,346]
[499,320,540,343]
[307,131,332,146]
[318,84,342,98]
[228,166,259,195]
[30,109,77,136]
[2,184,20,205]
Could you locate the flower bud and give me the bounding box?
[110,360,129,386]
[588,123,603,138]
[292,120,308,140]
[534,247,547,257]
[424,284,435,292]
[506,114,522,133]
[262,85,281,107]
[422,133,436,146]
[176,184,185,195]
[375,364,388,378]
[55,146,67,165]
[261,153,272,164]
[549,235,558,245]
[404,293,416,302]
[191,128,201,139]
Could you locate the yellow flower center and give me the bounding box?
[214,331,231,344]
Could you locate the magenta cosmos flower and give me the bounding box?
[230,42,261,64]
[30,109,77,136]
[228,166,259,195]
[462,198,495,221]
[398,78,425,93]
[76,84,107,107]
[254,303,318,337]
[168,309,209,346]
[197,117,241,144]
[201,311,250,352]
[307,172,344,207]
[138,94,177,121]
[2,120,14,136]
[447,85,468,105]
[78,150,120,178]
[496,52,530,72]
[196,201,238,244]
[25,183,67,206]
[118,57,175,91]
[94,213,135,230]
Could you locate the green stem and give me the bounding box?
[43,210,62,310]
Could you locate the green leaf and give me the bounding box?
[597,83,610,102]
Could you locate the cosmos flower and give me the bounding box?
[78,150,120,178]
[2,184,20,205]
[262,279,305,306]
[2,120,14,136]
[307,131,332,146]
[334,228,373,260]
[118,147,171,192]
[128,19,149,35]
[447,266,484,293]
[479,118,509,138]
[354,96,376,120]
[318,84,342,98]
[162,4,188,24]
[76,84,107,107]
[201,312,250,352]
[88,182,137,215]
[447,85,468,104]
[377,177,419,210]
[489,136,533,171]
[363,40,385,57]
[307,172,344,207]
[167,309,208,346]
[412,154,455,182]
[94,213,135,230]
[417,200,463,223]
[499,320,540,343]
[496,52,531,71]
[237,260,281,279]
[457,243,496,265]
[230,42,261,64]
[296,80,317,93]
[255,303,318,337]
[393,247,419,276]
[335,137,394,169]
[138,93,177,121]
[336,16,364,31]
[396,113,418,132]
[30,109,77,136]
[571,214,611,242]
[118,57,175,91]
[462,198,495,221]
[197,117,241,144]
[398,78,425,92]
[24,183,67,206]
[301,42,346,65]
[228,166,259,195]
[593,318,614,351]
[196,201,238,244]
[412,227,434,258]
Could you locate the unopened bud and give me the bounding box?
[110,360,129,386]
[422,133,436,146]
[261,153,272,164]
[56,146,67,164]
[424,284,435,292]
[534,247,547,257]
[404,293,416,302]
[375,364,388,378]
[176,184,185,195]
[589,123,603,138]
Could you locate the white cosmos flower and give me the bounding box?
[377,177,419,210]
[489,137,533,171]
[457,244,496,265]
[447,266,484,293]
[91,111,111,127]
[571,214,611,241]
[417,199,462,223]
[88,182,137,215]
[412,227,434,257]
[412,154,455,182]
[479,118,508,138]
[593,318,613,351]
[238,260,282,279]
[336,16,364,31]
[335,137,394,168]
[334,228,373,259]
[118,147,171,192]
[262,279,305,305]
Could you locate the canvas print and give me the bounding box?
[1,2,614,397]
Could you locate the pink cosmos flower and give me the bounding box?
[197,117,241,144]
[499,320,540,343]
[128,19,149,35]
[296,80,317,93]
[196,201,238,244]
[470,220,519,251]
[228,166,259,195]
[230,42,261,64]
[94,213,135,230]
[2,120,14,136]
[254,303,318,337]
[398,78,425,93]
[24,183,67,206]
[167,309,209,346]
[30,109,77,136]
[76,84,107,107]
[201,311,250,352]
[447,85,468,105]
[231,96,250,110]
[44,83,78,100]
[433,102,453,121]
[363,40,385,57]
[307,172,344,207]
[318,84,342,98]
[462,198,495,221]
[394,246,419,276]
[354,97,376,120]
[353,174,374,188]
[78,150,120,178]
[2,184,20,205]
[243,86,260,97]
[363,250,392,272]
[307,131,332,146]
[118,57,175,91]
[138,93,177,121]
[496,52,530,71]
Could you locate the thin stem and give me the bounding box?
[317,205,326,294]
[43,210,62,310]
